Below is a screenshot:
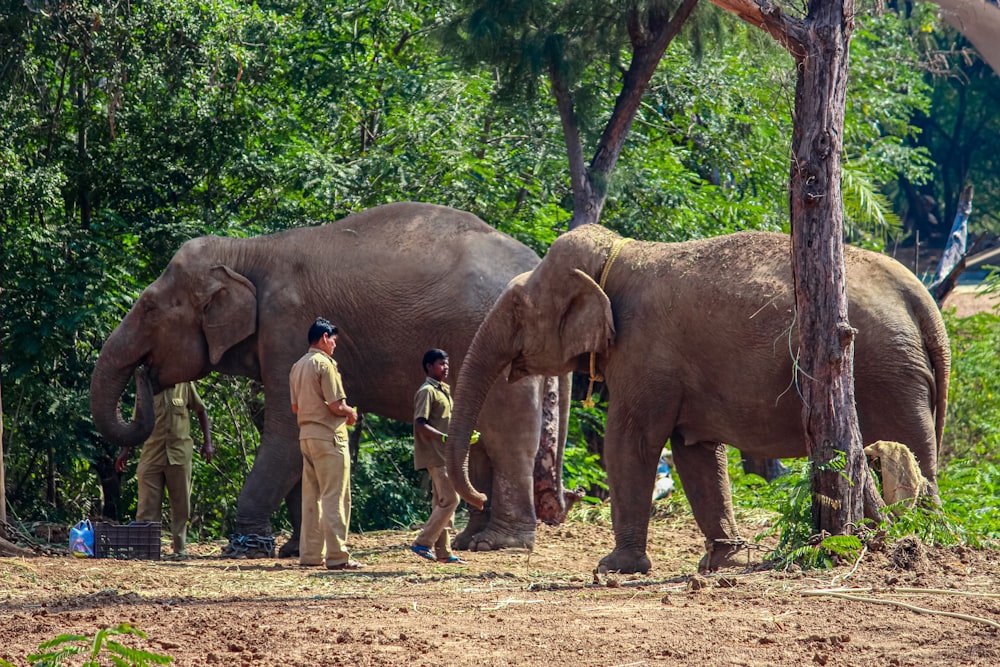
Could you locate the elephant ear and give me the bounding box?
[200,265,257,365]
[556,269,616,364]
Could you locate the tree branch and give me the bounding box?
[705,0,808,60]
[548,63,592,227]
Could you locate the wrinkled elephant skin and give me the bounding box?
[447,225,950,574]
[91,202,569,555]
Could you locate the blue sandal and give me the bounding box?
[410,544,435,561]
[438,555,467,564]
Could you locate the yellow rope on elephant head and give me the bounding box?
[582,236,632,409]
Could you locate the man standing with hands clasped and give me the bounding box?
[289,317,364,570]
[410,348,476,564]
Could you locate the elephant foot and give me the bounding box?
[278,538,299,559]
[221,533,276,559]
[598,548,651,575]
[697,537,748,573]
[452,525,535,552]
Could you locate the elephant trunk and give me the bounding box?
[90,327,156,448]
[448,293,519,509]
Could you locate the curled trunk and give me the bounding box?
[448,297,519,509]
[90,348,156,448]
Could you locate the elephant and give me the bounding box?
[446,224,950,574]
[90,202,570,556]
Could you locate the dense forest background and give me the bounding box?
[2,0,999,542]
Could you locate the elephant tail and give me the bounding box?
[921,298,951,456]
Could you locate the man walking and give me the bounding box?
[410,349,467,564]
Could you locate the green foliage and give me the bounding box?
[563,399,609,503]
[730,448,1000,571]
[348,416,430,532]
[562,445,608,503]
[898,2,1000,235]
[0,624,172,667]
[942,310,1000,461]
[929,458,1000,544]
[731,456,818,564]
[778,534,864,570]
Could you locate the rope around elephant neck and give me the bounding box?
[583,236,632,409]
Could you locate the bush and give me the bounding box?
[943,310,1000,462]
[349,416,431,532]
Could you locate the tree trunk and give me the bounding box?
[534,376,579,524]
[1,345,6,526]
[557,0,700,231]
[708,0,881,535]
[788,0,866,534]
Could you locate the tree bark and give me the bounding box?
[708,0,875,532]
[534,377,571,524]
[1,343,6,526]
[552,0,700,230]
[788,0,866,533]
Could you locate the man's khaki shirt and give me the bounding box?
[413,377,452,470]
[141,382,206,466]
[289,348,349,442]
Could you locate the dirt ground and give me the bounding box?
[2,516,999,667]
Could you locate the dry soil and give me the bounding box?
[2,517,999,666]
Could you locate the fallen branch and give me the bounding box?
[0,533,35,557]
[809,586,1000,599]
[802,589,1000,631]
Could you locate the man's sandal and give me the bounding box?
[410,545,435,561]
[438,555,467,564]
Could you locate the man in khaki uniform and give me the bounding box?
[410,348,465,564]
[115,381,213,557]
[289,317,364,570]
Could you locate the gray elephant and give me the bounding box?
[90,202,569,556]
[446,224,950,574]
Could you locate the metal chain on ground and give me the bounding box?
[225,533,276,557]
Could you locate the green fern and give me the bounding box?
[778,534,863,570]
[0,624,173,667]
[841,161,902,243]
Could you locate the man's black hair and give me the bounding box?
[422,348,448,373]
[307,317,338,345]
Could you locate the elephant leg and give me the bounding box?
[277,482,302,558]
[597,408,663,574]
[857,382,940,498]
[671,439,744,572]
[230,411,302,558]
[454,380,541,552]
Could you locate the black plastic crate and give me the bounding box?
[94,521,162,560]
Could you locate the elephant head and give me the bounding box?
[447,262,616,507]
[90,238,258,447]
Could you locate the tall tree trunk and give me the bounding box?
[709,0,879,532]
[1,340,6,526]
[789,0,866,533]
[534,376,579,524]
